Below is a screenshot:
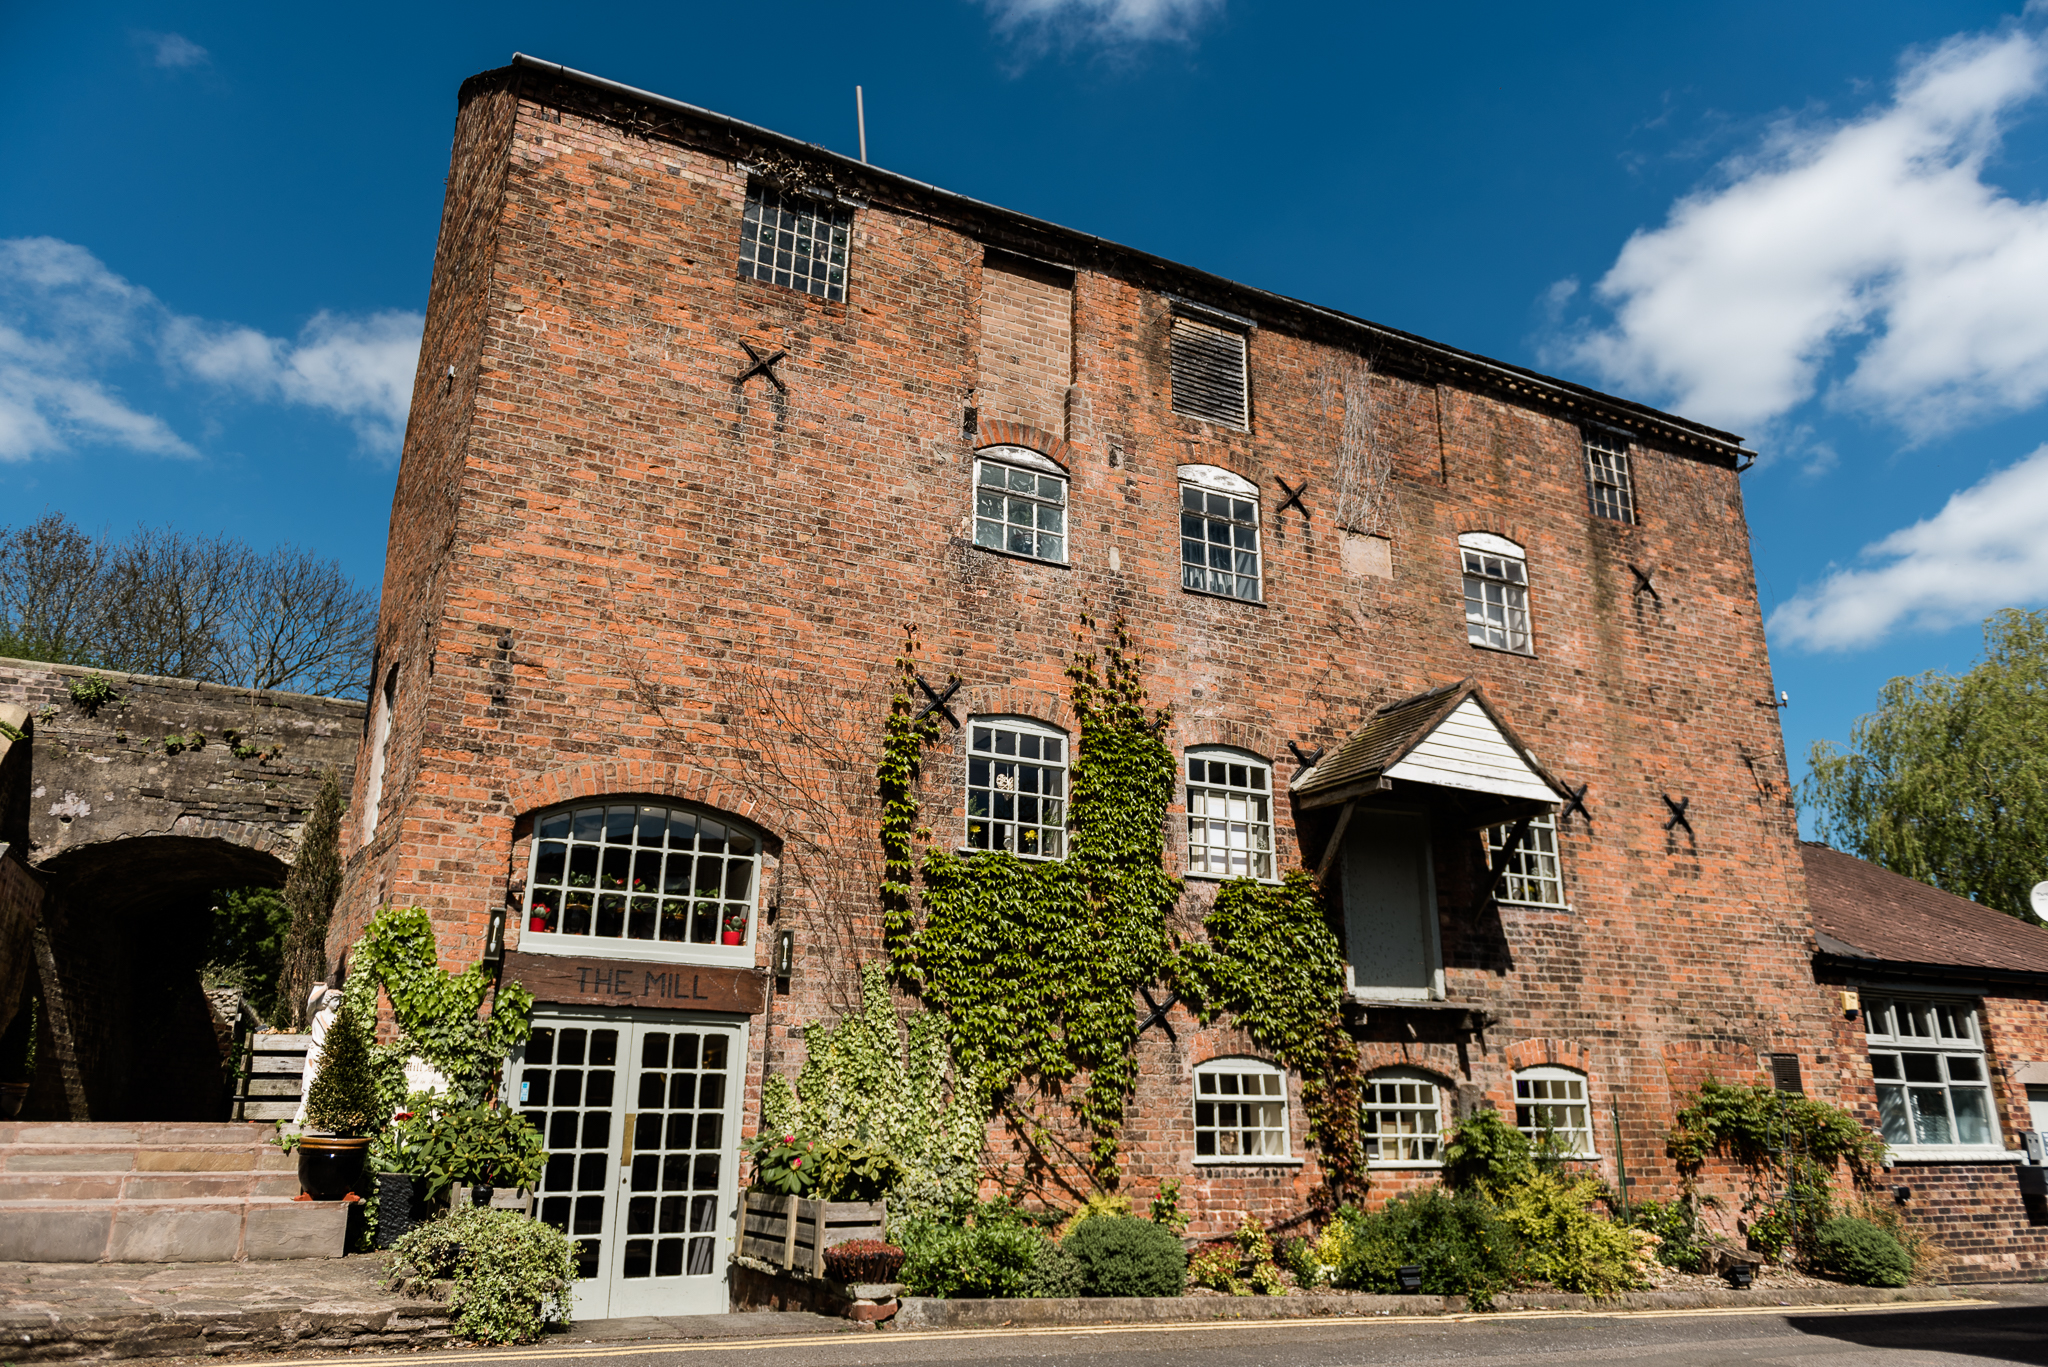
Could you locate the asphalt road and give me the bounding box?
[250,1300,2048,1367]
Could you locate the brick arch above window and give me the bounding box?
[1456,515,1533,551]
[976,421,1073,471]
[951,684,1078,738]
[507,760,793,852]
[1502,1038,1594,1074]
[1175,718,1282,768]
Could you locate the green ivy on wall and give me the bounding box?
[876,617,1365,1194]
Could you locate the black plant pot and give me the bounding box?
[297,1135,370,1201]
[374,1172,417,1249]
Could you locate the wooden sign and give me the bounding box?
[501,951,769,1015]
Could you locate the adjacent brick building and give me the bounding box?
[1803,842,2048,1282]
[339,55,1874,1315]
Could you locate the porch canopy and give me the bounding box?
[1293,678,1567,845]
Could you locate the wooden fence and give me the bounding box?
[234,1032,310,1122]
[739,1189,886,1276]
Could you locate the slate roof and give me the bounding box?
[1292,678,1563,806]
[1802,841,2048,978]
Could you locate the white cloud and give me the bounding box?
[141,32,210,69]
[1768,443,2048,649]
[983,0,1223,46]
[0,237,421,462]
[1567,24,2048,438]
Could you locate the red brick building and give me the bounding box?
[338,55,1852,1315]
[1803,842,2048,1282]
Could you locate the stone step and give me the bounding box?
[0,1121,275,1147]
[0,1143,297,1175]
[0,1170,301,1200]
[0,1196,348,1261]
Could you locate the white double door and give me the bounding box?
[510,1009,747,1319]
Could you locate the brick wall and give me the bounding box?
[978,254,1073,438]
[335,64,1838,1237]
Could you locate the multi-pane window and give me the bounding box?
[1195,1059,1290,1160]
[1584,429,1636,523]
[523,803,762,959]
[1485,815,1565,907]
[1865,997,2000,1150]
[973,450,1067,563]
[966,719,1067,859]
[1363,1070,1445,1165]
[1460,532,1532,653]
[623,1029,731,1281]
[737,183,850,301]
[1185,748,1274,880]
[1514,1067,1594,1156]
[1179,466,1261,601]
[520,1023,619,1281]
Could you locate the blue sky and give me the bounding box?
[5,1,2047,815]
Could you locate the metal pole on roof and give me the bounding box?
[856,86,868,164]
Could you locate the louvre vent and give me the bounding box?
[1769,1052,1805,1094]
[1170,314,1249,429]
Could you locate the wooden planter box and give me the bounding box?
[739,1189,885,1276]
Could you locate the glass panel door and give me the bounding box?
[514,1012,745,1319]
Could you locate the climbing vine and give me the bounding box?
[877,616,1363,1193]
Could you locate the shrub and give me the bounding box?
[1332,1188,1520,1309]
[303,999,384,1137]
[1063,1215,1188,1297]
[1812,1216,1911,1288]
[1498,1174,1655,1296]
[1023,1240,1085,1298]
[815,1140,902,1201]
[1148,1177,1189,1234]
[747,1132,824,1196]
[1441,1107,1534,1197]
[384,1103,545,1204]
[1187,1243,1244,1294]
[1056,1189,1134,1240]
[386,1206,575,1344]
[823,1238,905,1283]
[1631,1198,1705,1272]
[896,1215,1051,1298]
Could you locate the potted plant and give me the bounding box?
[0,997,34,1118]
[387,1101,546,1211]
[298,998,385,1200]
[721,908,747,946]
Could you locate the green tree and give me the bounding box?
[1802,608,2048,924]
[203,887,291,1019]
[275,770,346,1027]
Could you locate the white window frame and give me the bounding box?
[1184,746,1276,882]
[1865,995,2008,1160]
[1584,428,1636,524]
[1178,464,1262,602]
[1193,1057,1295,1164]
[361,665,397,840]
[737,182,851,301]
[972,446,1068,565]
[1485,815,1566,908]
[1460,532,1532,654]
[519,801,765,968]
[964,716,1069,860]
[1362,1068,1448,1168]
[1513,1066,1597,1158]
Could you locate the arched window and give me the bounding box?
[1184,746,1274,881]
[1459,532,1532,654]
[966,717,1068,859]
[1362,1068,1448,1166]
[1513,1066,1595,1157]
[521,801,765,965]
[974,446,1068,564]
[1178,465,1261,602]
[1194,1057,1290,1161]
[361,665,398,840]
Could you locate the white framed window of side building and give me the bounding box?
[1514,1066,1596,1157]
[966,717,1068,859]
[521,801,764,968]
[1185,746,1275,881]
[1179,464,1262,602]
[1485,815,1566,907]
[1865,997,2003,1156]
[973,447,1067,564]
[1363,1069,1447,1167]
[1194,1058,1291,1162]
[1584,427,1637,524]
[1460,532,1532,654]
[737,182,851,302]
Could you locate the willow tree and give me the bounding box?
[1802,608,2048,923]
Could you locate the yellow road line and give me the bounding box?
[227,1296,1989,1367]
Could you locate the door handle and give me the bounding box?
[619,1113,636,1184]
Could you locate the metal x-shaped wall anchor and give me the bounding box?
[1288,740,1325,775]
[734,341,788,392]
[1137,987,1180,1041]
[1662,794,1694,836]
[1559,782,1592,827]
[1275,476,1311,522]
[913,674,962,728]
[1629,564,1661,603]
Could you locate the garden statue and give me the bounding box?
[293,984,343,1126]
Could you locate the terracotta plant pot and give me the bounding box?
[297,1135,371,1201]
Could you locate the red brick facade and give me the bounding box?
[339,58,1857,1270]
